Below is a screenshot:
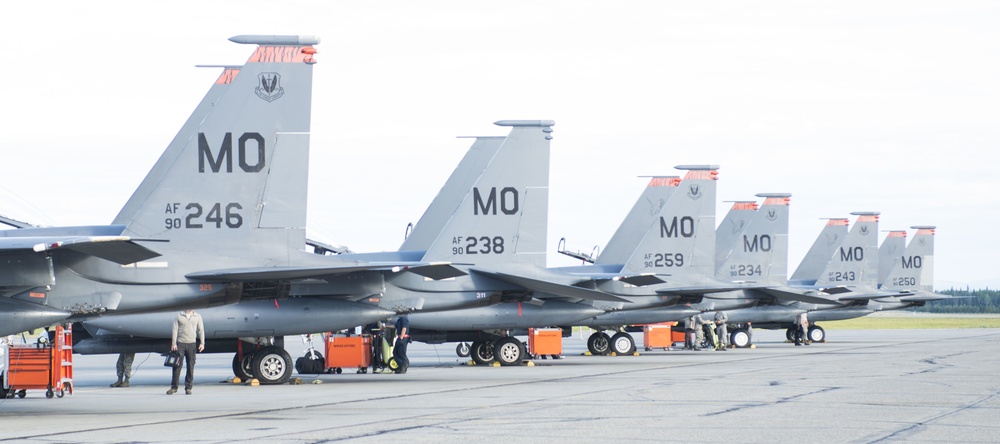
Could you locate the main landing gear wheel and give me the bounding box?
[808,325,826,342]
[786,328,796,341]
[250,346,293,385]
[610,332,636,355]
[233,352,255,380]
[494,337,526,366]
[470,340,495,365]
[456,342,471,358]
[730,329,751,348]
[587,332,611,355]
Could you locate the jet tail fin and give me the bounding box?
[594,176,680,266]
[716,193,791,284]
[882,226,935,292]
[620,165,719,278]
[409,120,553,268]
[789,218,849,284]
[814,212,880,289]
[113,36,318,268]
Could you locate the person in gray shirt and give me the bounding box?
[167,309,205,395]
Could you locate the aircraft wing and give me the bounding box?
[0,236,162,264]
[470,268,631,303]
[752,287,845,305]
[186,262,468,281]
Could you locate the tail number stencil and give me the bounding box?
[891,277,916,286]
[452,236,505,255]
[165,202,243,229]
[644,253,684,268]
[826,271,856,282]
[728,264,762,277]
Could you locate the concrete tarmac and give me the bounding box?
[1,328,998,443]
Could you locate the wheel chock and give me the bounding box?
[610,352,618,357]
[583,352,593,356]
[290,378,303,385]
[231,377,242,384]
[311,379,323,384]
[750,344,757,349]
[492,361,500,367]
[526,361,535,367]
[246,378,260,386]
[632,351,640,356]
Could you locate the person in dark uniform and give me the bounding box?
[110,352,135,387]
[393,316,410,373]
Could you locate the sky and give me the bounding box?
[1,1,997,289]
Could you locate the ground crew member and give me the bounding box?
[714,311,729,350]
[393,315,410,373]
[110,352,135,387]
[693,314,709,350]
[683,315,696,350]
[168,309,205,395]
[794,312,810,346]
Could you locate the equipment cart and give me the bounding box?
[2,326,73,399]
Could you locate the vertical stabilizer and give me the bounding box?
[621,165,718,277]
[419,120,552,268]
[790,218,849,283]
[878,230,907,286]
[714,200,758,274]
[814,212,879,288]
[399,137,505,252]
[595,177,680,266]
[882,226,935,292]
[113,36,318,265]
[717,193,790,284]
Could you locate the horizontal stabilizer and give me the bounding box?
[0,236,162,264]
[470,268,630,303]
[753,287,844,305]
[654,283,761,296]
[186,261,462,281]
[898,292,958,302]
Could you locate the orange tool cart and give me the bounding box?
[325,334,372,374]
[3,325,73,399]
[643,323,684,351]
[528,328,563,356]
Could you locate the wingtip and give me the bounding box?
[229,35,321,45]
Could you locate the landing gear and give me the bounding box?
[232,352,255,380]
[786,328,796,342]
[494,337,526,366]
[470,340,495,365]
[250,346,293,385]
[730,329,751,348]
[808,325,826,343]
[456,342,471,358]
[610,332,635,355]
[587,332,611,355]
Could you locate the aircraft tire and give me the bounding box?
[808,325,826,342]
[730,329,751,348]
[456,342,471,358]
[610,332,635,355]
[470,341,494,365]
[232,352,255,380]
[250,346,293,385]
[587,332,611,355]
[494,337,525,366]
[786,328,796,341]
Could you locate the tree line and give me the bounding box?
[909,288,999,313]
